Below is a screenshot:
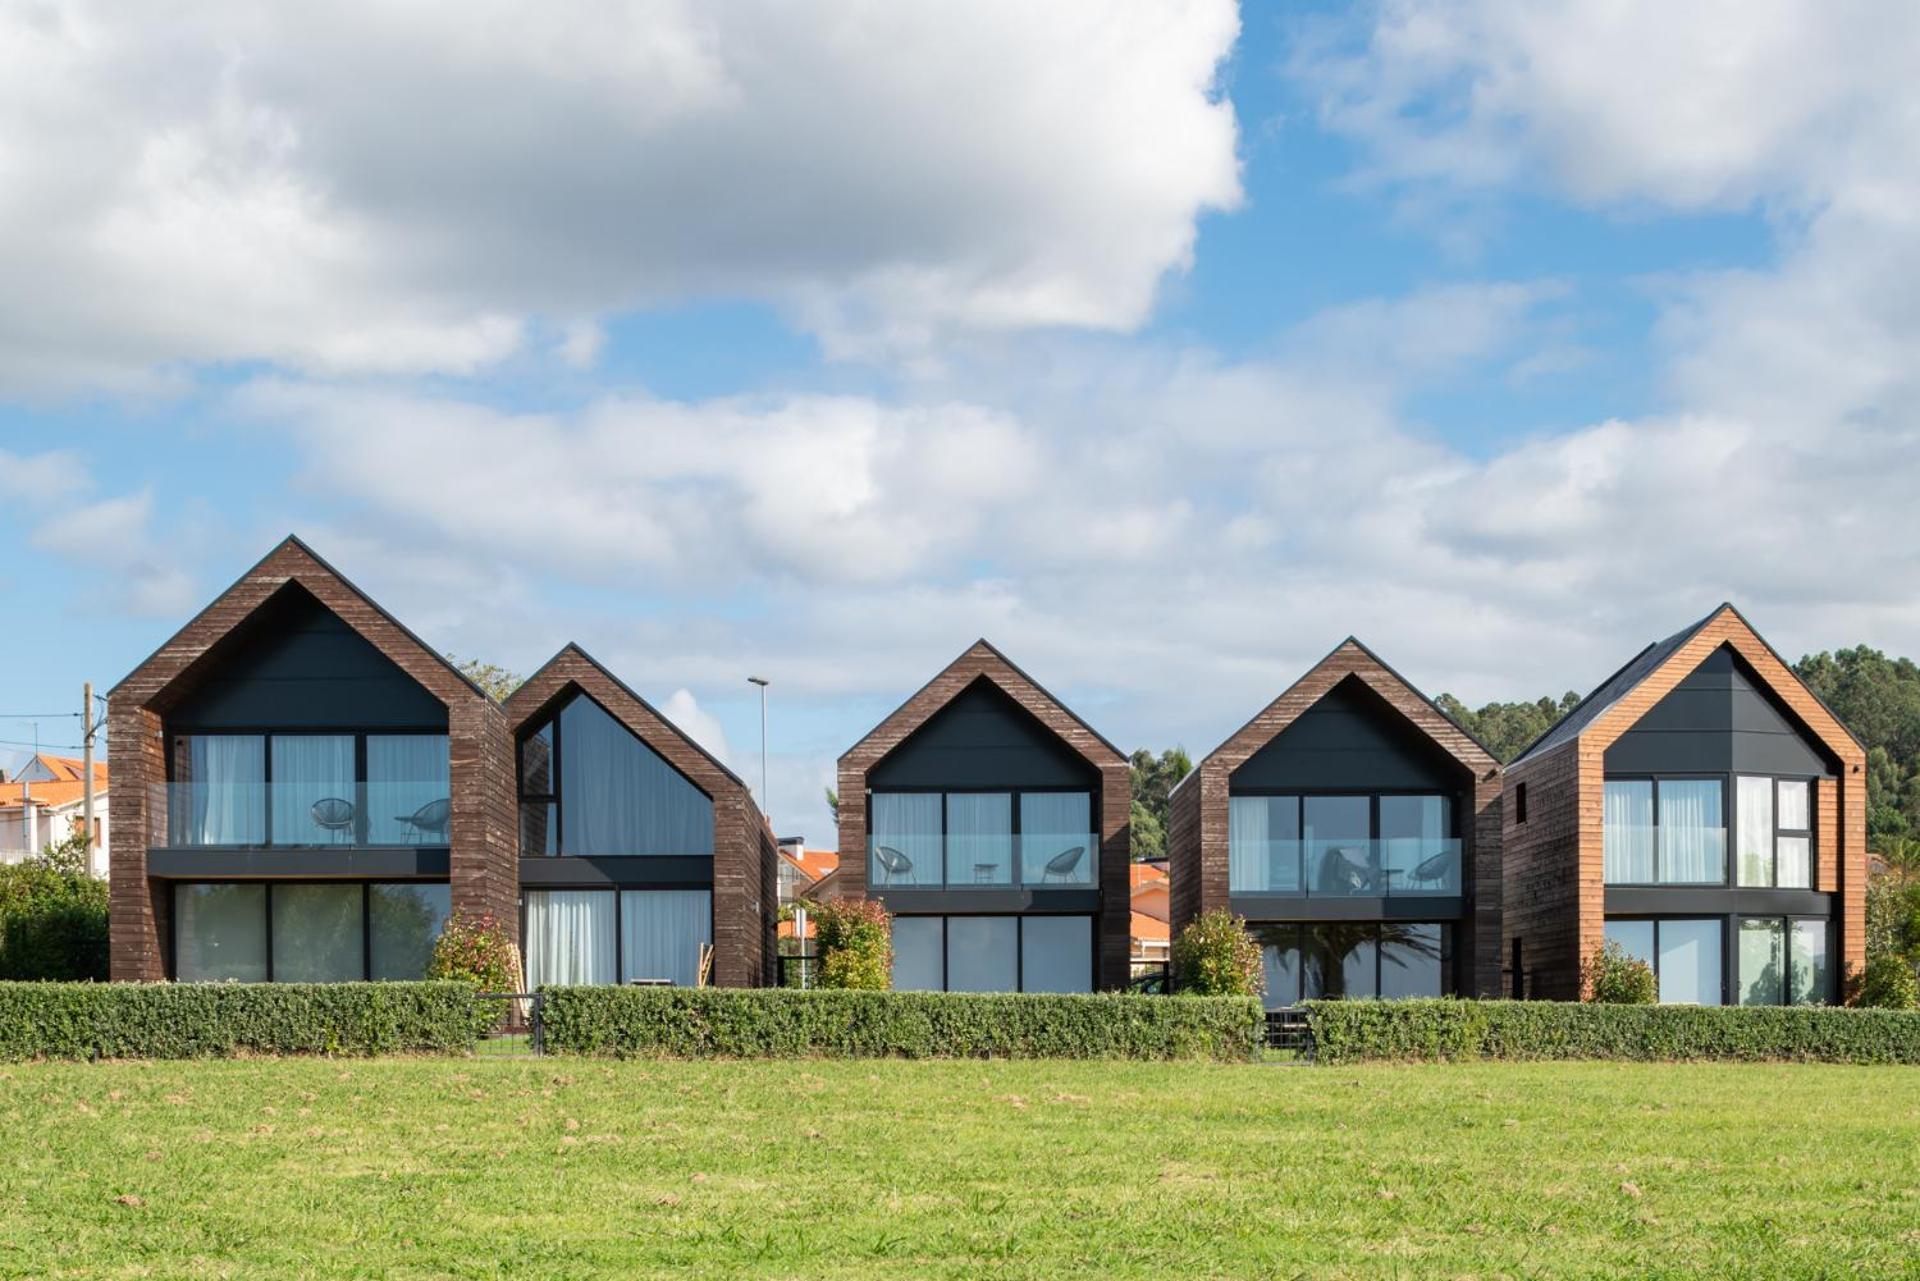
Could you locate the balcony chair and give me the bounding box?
[1041,845,1085,884]
[1314,846,1373,894]
[310,797,356,843]
[874,844,913,886]
[1406,850,1455,891]
[395,797,452,844]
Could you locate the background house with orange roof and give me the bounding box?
[1130,860,1170,971]
[0,754,109,875]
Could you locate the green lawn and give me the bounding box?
[2,1059,1916,1278]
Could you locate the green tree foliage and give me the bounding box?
[0,844,108,981]
[1585,940,1657,1004]
[427,913,521,991]
[1128,747,1191,862]
[807,898,892,990]
[1794,647,1920,844]
[1172,909,1263,998]
[446,654,524,702]
[1433,691,1583,763]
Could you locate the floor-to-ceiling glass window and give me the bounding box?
[1737,916,1830,1006]
[886,915,1093,992]
[868,790,1095,889]
[619,890,713,986]
[1603,779,1724,884]
[1253,922,1448,1009]
[167,732,449,848]
[523,890,617,987]
[1228,794,1457,897]
[171,882,449,982]
[368,884,453,980]
[174,883,268,981]
[271,883,364,981]
[1603,917,1724,1005]
[515,693,716,858]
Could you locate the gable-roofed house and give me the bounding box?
[1,755,110,874]
[1168,638,1504,1005]
[835,641,1131,991]
[1502,605,1868,1004]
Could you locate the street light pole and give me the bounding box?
[747,676,769,825]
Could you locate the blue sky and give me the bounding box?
[3,2,1917,843]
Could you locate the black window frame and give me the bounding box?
[1734,774,1817,890]
[517,885,717,986]
[514,689,716,859]
[1605,772,1821,889]
[1734,913,1834,1006]
[165,727,451,849]
[1224,788,1460,896]
[866,785,1098,889]
[887,913,1097,992]
[1251,920,1453,1007]
[168,878,451,982]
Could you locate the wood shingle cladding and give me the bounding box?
[835,640,1132,990]
[503,645,776,988]
[1502,604,1869,1000]
[1167,638,1505,997]
[107,537,514,980]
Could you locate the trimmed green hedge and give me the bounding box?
[1306,998,1920,1065]
[542,987,1264,1060]
[0,982,478,1060]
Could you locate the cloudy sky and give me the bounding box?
[3,1,1918,841]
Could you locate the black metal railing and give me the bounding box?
[475,991,543,1056]
[778,951,820,989]
[1266,1008,1314,1057]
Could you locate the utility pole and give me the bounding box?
[746,676,769,827]
[82,682,98,874]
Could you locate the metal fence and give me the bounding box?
[1265,1008,1314,1058]
[474,992,544,1057]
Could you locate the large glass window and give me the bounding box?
[174,883,267,981]
[1738,916,1830,1006]
[1254,922,1448,1009]
[172,882,449,981]
[947,793,1013,885]
[868,789,1095,889]
[516,694,715,858]
[619,890,713,986]
[369,884,451,980]
[1604,778,1724,884]
[1737,775,1814,889]
[166,732,449,848]
[1657,918,1722,1005]
[523,890,616,987]
[891,916,945,991]
[885,915,1091,992]
[1229,794,1456,896]
[271,884,364,982]
[1021,915,1093,993]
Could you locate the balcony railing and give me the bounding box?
[1228,838,1462,896]
[150,780,453,848]
[868,832,1098,890]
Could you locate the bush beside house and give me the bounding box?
[1172,909,1263,998]
[0,847,108,982]
[805,898,892,990]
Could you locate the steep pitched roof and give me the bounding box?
[504,643,746,791]
[1509,603,1865,767]
[110,535,495,708]
[840,638,1127,769]
[1173,635,1499,799]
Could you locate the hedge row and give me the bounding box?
[542,986,1265,1060]
[1305,998,1920,1065]
[0,982,478,1060]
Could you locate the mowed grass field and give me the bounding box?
[2,1058,1917,1279]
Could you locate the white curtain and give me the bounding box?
[367,735,450,845]
[1603,781,1654,882]
[270,735,355,846]
[948,792,1013,884]
[560,696,713,856]
[619,890,712,986]
[524,890,616,987]
[1229,796,1270,891]
[1019,792,1089,884]
[181,736,265,846]
[870,793,943,887]
[1659,780,1725,883]
[1736,776,1774,887]
[1777,779,1811,831]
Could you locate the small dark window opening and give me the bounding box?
[1515,782,1528,824]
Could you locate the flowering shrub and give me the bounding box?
[806,898,892,990]
[1172,909,1263,998]
[1585,940,1657,1004]
[428,913,521,992]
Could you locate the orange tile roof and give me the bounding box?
[779,847,839,881]
[0,757,109,811]
[1130,911,1169,943]
[1129,862,1168,889]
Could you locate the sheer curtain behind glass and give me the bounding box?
[524,891,616,987]
[560,696,714,856]
[1659,781,1724,883]
[620,890,712,985]
[270,735,354,845]
[870,793,943,887]
[947,792,1012,884]
[1020,791,1091,885]
[1228,796,1270,892]
[1737,776,1774,886]
[180,736,265,845]
[367,735,450,844]
[1603,781,1653,882]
